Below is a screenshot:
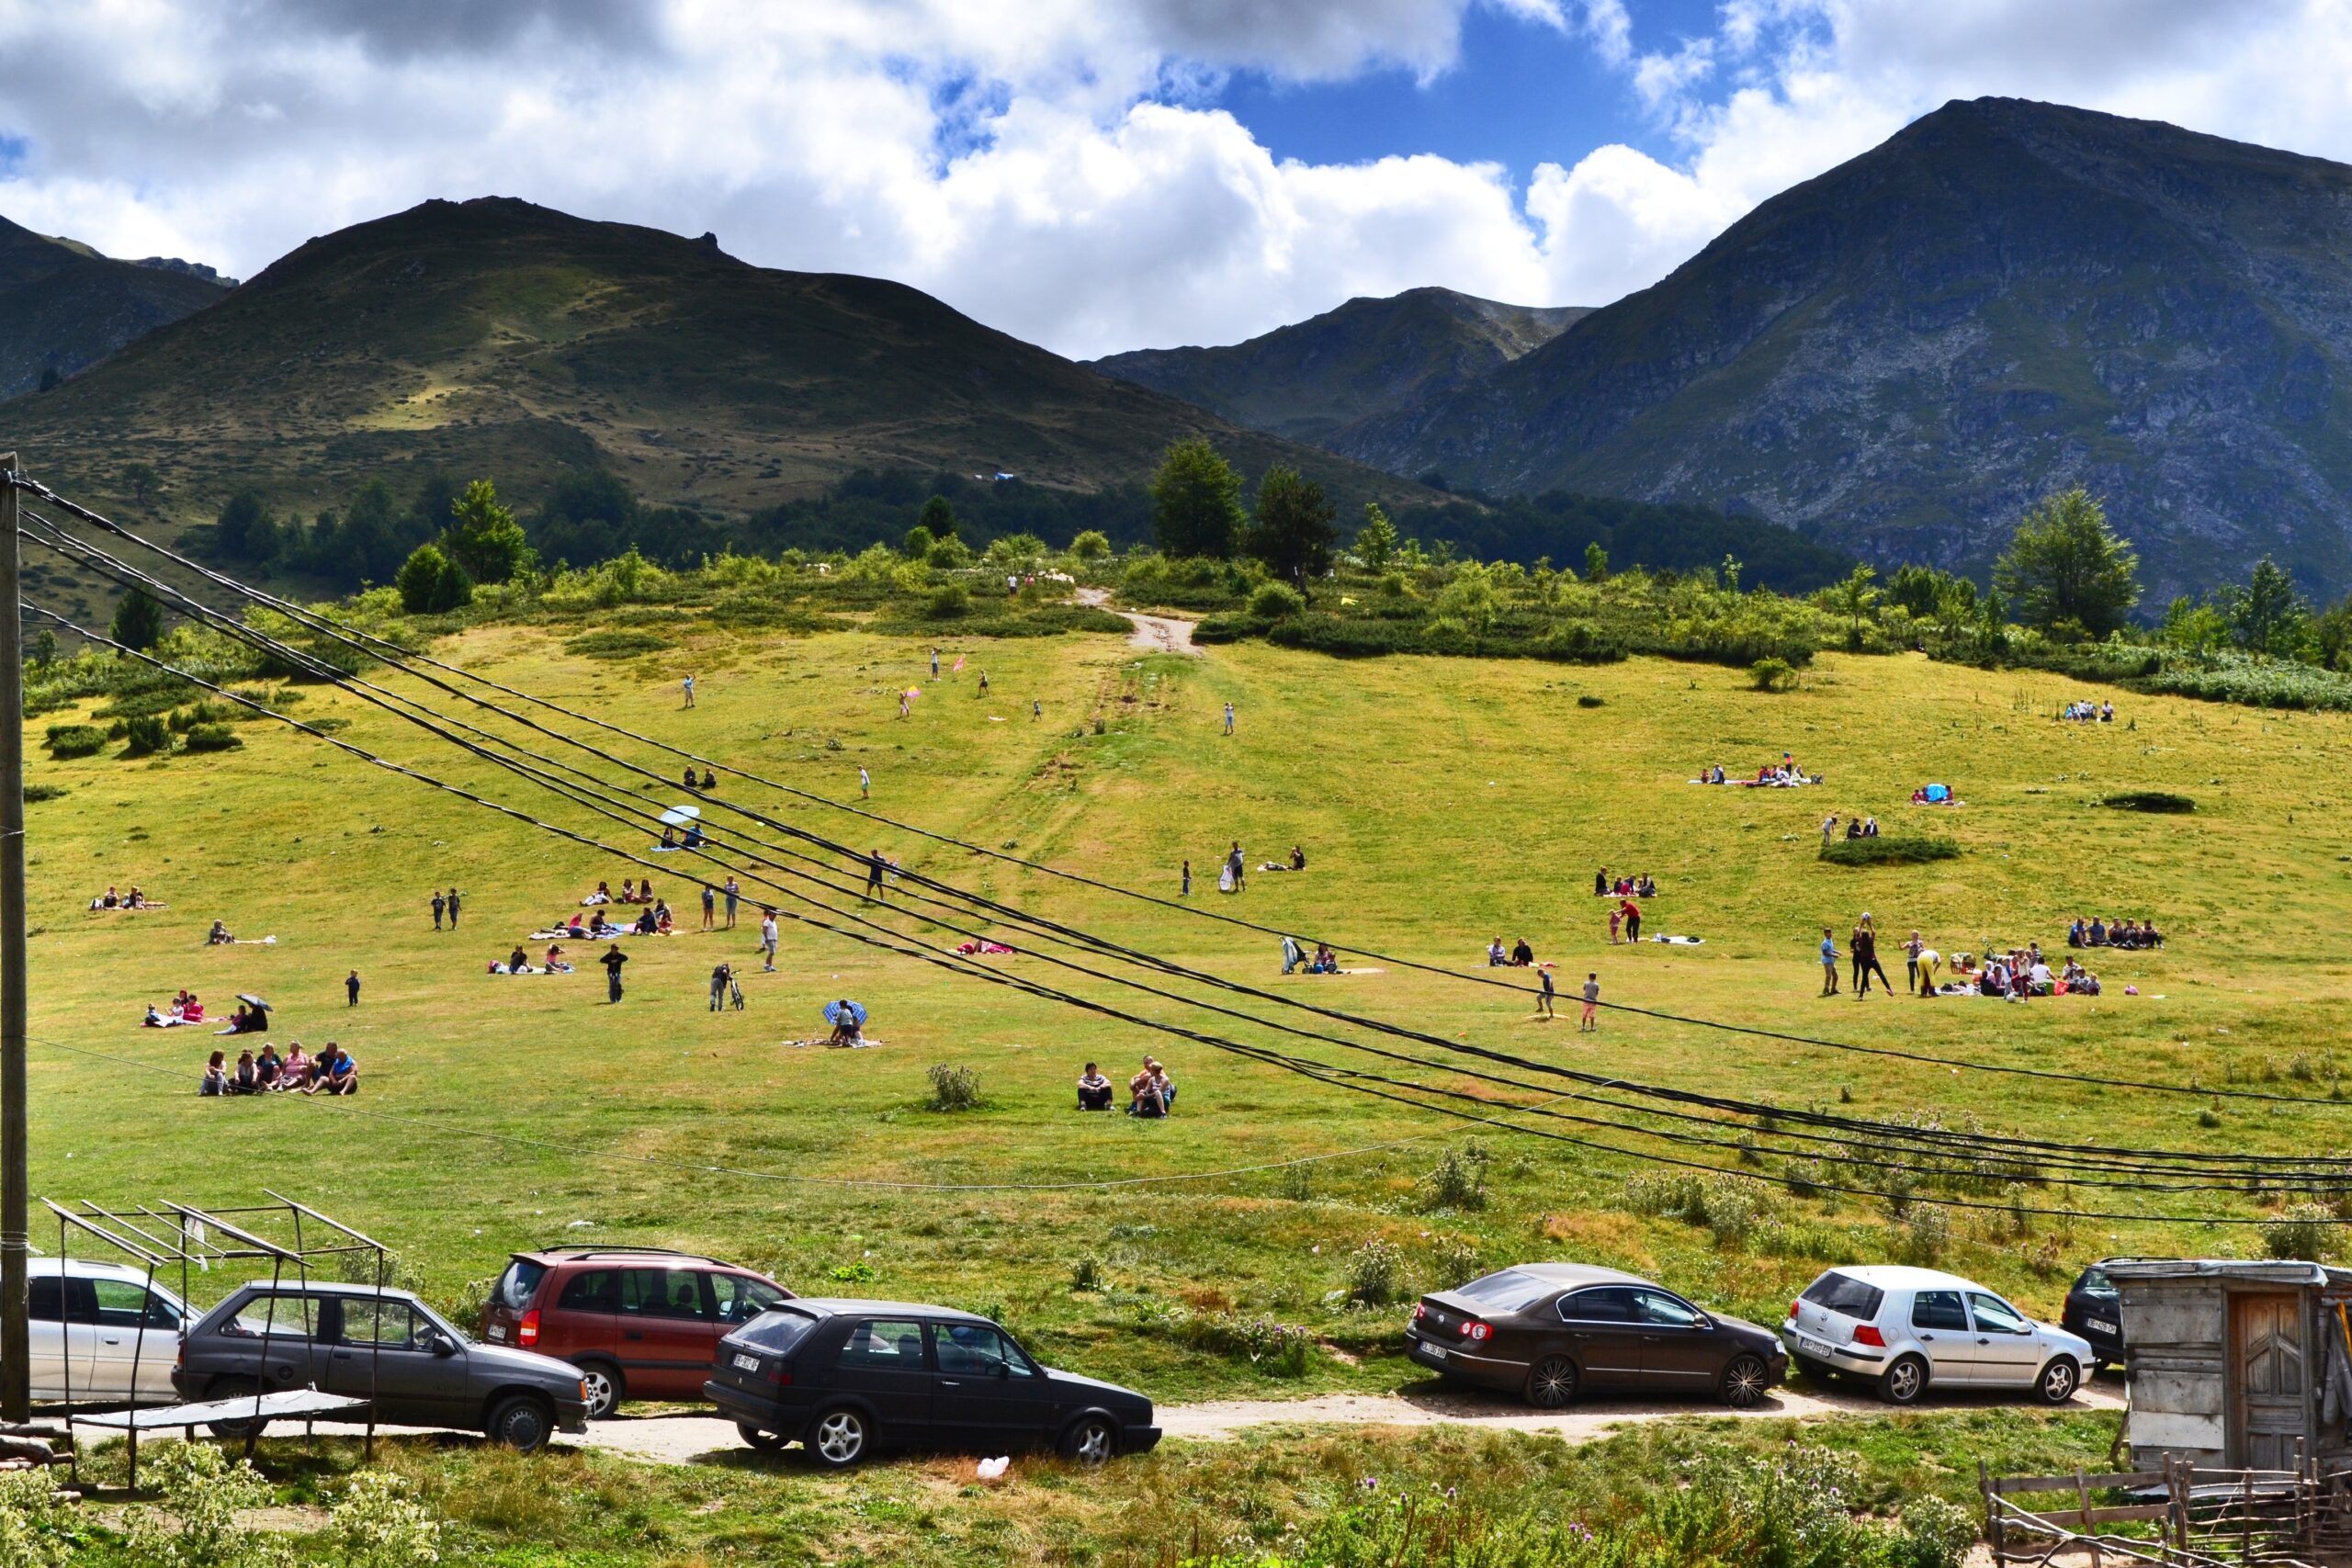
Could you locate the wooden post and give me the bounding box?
[2243,1467,2254,1564]
[0,455,27,1426]
[2076,1467,2102,1568]
[1980,1459,2003,1564]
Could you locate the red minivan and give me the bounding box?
[481,1247,794,1418]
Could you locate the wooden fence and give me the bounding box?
[1981,1454,2352,1566]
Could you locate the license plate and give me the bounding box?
[487,1325,505,1341]
[1419,1342,1447,1360]
[1797,1334,1830,1358]
[733,1353,762,1372]
[2089,1319,2118,1336]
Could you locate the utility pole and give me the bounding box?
[0,454,26,1423]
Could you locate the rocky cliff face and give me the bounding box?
[0,219,228,399]
[1340,98,2352,602]
[1093,288,1588,449]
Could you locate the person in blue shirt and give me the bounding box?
[1819,928,1840,995]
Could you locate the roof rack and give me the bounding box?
[521,1243,712,1258]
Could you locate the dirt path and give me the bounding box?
[560,1381,2124,1466]
[1076,587,1200,657]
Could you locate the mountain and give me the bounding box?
[1340,98,2352,603]
[2,197,1429,530]
[1091,288,1588,448]
[0,218,229,399]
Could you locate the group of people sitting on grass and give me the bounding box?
[1842,816,1883,839]
[1282,937,1340,974]
[2068,916,2165,950]
[1908,784,1959,806]
[680,767,718,790]
[552,903,673,939]
[90,886,156,909]
[1487,936,1538,967]
[199,1042,356,1096]
[1593,871,1657,897]
[2061,700,2115,723]
[659,822,707,851]
[1257,846,1308,874]
[495,943,576,975]
[143,990,206,1026]
[1075,1055,1178,1116]
[1940,944,2104,998]
[1741,758,1820,786]
[582,879,663,907]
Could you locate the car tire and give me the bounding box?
[737,1422,787,1451]
[1878,1354,1929,1405]
[807,1405,870,1469]
[487,1393,555,1452]
[204,1377,269,1439]
[1059,1414,1117,1465]
[1720,1353,1772,1410]
[1524,1355,1578,1409]
[577,1360,625,1420]
[2037,1357,2081,1405]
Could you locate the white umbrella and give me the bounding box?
[658,806,702,827]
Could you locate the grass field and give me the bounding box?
[21,619,2352,1556]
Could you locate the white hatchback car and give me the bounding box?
[1781,1265,2091,1406]
[18,1258,194,1403]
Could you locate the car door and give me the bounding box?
[1555,1286,1645,1388]
[930,1323,1057,1450]
[1908,1288,1974,1384]
[831,1318,934,1440]
[86,1277,187,1401]
[324,1298,471,1427]
[617,1268,723,1397]
[1630,1288,1721,1386]
[1965,1292,2044,1386]
[222,1292,328,1394]
[26,1273,80,1402]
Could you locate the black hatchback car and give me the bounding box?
[705,1298,1160,1467]
[175,1280,591,1450]
[1406,1263,1787,1408]
[2061,1263,2125,1371]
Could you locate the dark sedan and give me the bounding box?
[1405,1263,1787,1408]
[175,1280,590,1450]
[705,1298,1160,1468]
[2061,1263,2125,1371]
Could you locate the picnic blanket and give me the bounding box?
[213,936,277,945]
[141,1014,201,1028]
[1644,935,1705,944]
[779,1036,882,1050]
[91,900,168,910]
[490,963,575,976]
[954,941,1015,956]
[530,927,672,942]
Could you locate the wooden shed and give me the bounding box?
[2108,1258,2352,1471]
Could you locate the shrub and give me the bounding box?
[1750,655,1799,691]
[0,1467,74,1567]
[2263,1201,2335,1261]
[1893,1204,1951,1265]
[1344,1237,1405,1306]
[926,1063,982,1111]
[326,1471,445,1568]
[1426,1235,1481,1291]
[564,630,674,660]
[1418,1144,1490,1211]
[120,715,171,757]
[42,724,105,758]
[923,583,972,620]
[1069,529,1111,561]
[21,784,67,804]
[165,700,234,731]
[1140,1303,1311,1377]
[2104,790,2195,813]
[395,541,473,614]
[181,724,242,753]
[1623,1170,1780,1245]
[124,1440,278,1568]
[1576,694,1605,708]
[1247,581,1306,619]
[1069,1253,1103,1292]
[1819,834,1962,867]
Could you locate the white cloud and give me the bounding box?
[0,0,2347,359]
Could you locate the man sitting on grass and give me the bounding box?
[1077,1063,1114,1111]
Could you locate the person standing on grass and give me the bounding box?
[724,876,741,929]
[1608,904,1623,945]
[1227,840,1245,893]
[1223,701,1235,736]
[1821,814,1838,847]
[1854,914,1894,997]
[865,849,888,899]
[1580,973,1600,1032]
[978,671,990,695]
[709,961,732,1013]
[1537,967,1555,1021]
[431,890,446,931]
[931,647,941,679]
[1819,928,1840,995]
[447,887,462,930]
[899,689,910,719]
[1622,898,1642,944]
[1182,860,1192,897]
[859,765,870,800]
[700,883,717,931]
[1032,699,1041,720]
[1904,930,1925,994]
[683,673,696,708]
[345,970,360,1008]
[602,942,628,1003]
[760,908,779,973]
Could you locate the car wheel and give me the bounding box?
[2037,1357,2081,1405]
[204,1377,270,1439]
[1059,1414,1117,1464]
[1879,1354,1928,1406]
[1720,1354,1772,1410]
[578,1361,625,1420]
[1524,1355,1578,1409]
[808,1406,870,1469]
[487,1394,554,1452]
[737,1422,787,1451]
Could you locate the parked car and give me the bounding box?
[1781,1265,2092,1405]
[703,1298,1160,1468]
[1403,1263,1787,1409]
[2061,1263,2125,1371]
[479,1247,794,1418]
[17,1258,193,1403]
[176,1280,590,1450]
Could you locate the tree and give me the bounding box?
[1356,503,1398,571]
[1149,437,1244,559]
[1069,529,1111,561]
[1721,554,1744,595]
[2159,594,2232,656]
[441,479,534,584]
[212,489,274,561]
[395,542,473,613]
[29,628,58,668]
[2222,556,2312,658]
[1829,562,1881,640]
[1992,489,2140,637]
[108,588,165,650]
[1435,567,1498,649]
[1243,467,1336,589]
[121,462,161,510]
[1582,542,1609,583]
[902,524,935,558]
[919,494,959,541]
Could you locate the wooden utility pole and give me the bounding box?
[0,454,26,1423]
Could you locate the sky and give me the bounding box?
[0,1,2349,360]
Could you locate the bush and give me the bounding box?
[1750,655,1799,691]
[326,1471,445,1568]
[1623,1170,1780,1245]
[2263,1201,2335,1261]
[42,724,105,758]
[1247,581,1306,618]
[1140,1303,1311,1377]
[1344,1237,1405,1306]
[926,1063,982,1111]
[1819,834,1962,866]
[181,724,242,753]
[564,630,674,660]
[1418,1144,1490,1211]
[21,784,67,803]
[1069,1253,1103,1292]
[923,583,972,620]
[124,1440,278,1568]
[2104,790,2195,813]
[1576,694,1605,707]
[120,715,171,757]
[395,541,473,614]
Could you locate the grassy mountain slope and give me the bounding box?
[2,197,1430,530]
[1343,98,2352,602]
[1092,287,1588,447]
[0,216,228,399]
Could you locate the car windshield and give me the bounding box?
[1802,1273,1887,1319]
[1453,1270,1558,1313]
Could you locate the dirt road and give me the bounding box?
[1076,587,1200,656]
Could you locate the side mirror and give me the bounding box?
[430,1333,459,1358]
[995,1360,1012,1379]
